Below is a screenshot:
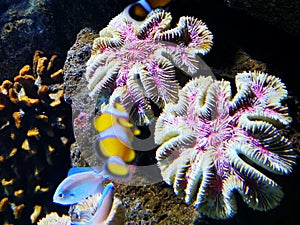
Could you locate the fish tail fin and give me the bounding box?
[102,156,133,182]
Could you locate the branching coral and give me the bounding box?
[0,50,73,224]
[85,9,213,124]
[154,71,296,219]
[37,212,71,225]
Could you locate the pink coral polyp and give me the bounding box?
[85,9,213,124]
[154,71,296,219]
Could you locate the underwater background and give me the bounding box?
[0,0,299,224]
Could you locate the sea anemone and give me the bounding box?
[85,9,213,125]
[154,71,296,219]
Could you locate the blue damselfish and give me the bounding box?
[53,155,132,205]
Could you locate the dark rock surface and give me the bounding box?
[226,0,300,36]
[0,0,56,80]
[0,0,131,81]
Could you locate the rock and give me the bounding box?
[0,0,131,82]
[211,48,267,80]
[226,0,300,36]
[63,28,97,104]
[0,0,56,80]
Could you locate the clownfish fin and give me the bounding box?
[103,156,132,180]
[132,128,141,136]
[117,117,134,128]
[146,0,172,9]
[126,0,173,21]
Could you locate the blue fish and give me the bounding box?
[53,157,129,205]
[71,183,115,225]
[88,183,114,225]
[53,167,105,205]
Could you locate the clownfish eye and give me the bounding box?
[58,193,64,198]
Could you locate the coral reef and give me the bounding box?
[63,28,102,105]
[37,212,71,225]
[85,9,213,124]
[0,51,73,224]
[62,3,299,225]
[154,71,296,219]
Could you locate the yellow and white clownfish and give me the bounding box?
[94,103,140,177]
[124,0,173,21]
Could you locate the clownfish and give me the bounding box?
[94,103,140,177]
[125,0,173,21]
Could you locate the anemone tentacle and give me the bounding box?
[155,71,296,219]
[85,9,213,124]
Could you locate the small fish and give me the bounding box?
[53,157,129,205]
[90,183,114,224]
[124,0,172,21]
[71,183,115,225]
[94,103,140,164]
[53,167,105,205]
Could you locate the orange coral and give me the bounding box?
[0,50,74,224]
[13,203,25,219]
[0,197,9,212]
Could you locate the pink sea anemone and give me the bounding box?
[154,71,296,219]
[85,9,213,124]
